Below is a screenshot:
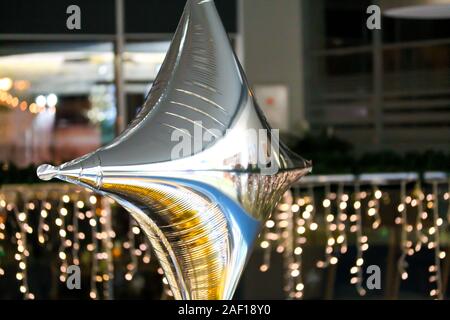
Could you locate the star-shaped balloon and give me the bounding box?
[37,0,311,300]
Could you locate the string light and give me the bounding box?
[413,182,426,253]
[57,196,69,284]
[336,184,348,255]
[397,181,410,281]
[124,217,139,282]
[291,186,314,299]
[89,201,99,300]
[0,197,7,278]
[12,203,34,299]
[257,174,448,299]
[1,174,449,300]
[368,186,382,230]
[0,90,55,114]
[429,182,444,300]
[281,191,299,299]
[350,183,367,296]
[445,179,450,229]
[316,184,336,268]
[0,185,121,300]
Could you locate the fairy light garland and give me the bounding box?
[0,174,449,300]
[397,180,410,281]
[304,185,318,231]
[257,173,449,300]
[280,191,296,298]
[259,218,274,273]
[88,194,115,299]
[96,197,115,300]
[429,182,444,299]
[446,180,450,224]
[124,217,139,281]
[0,76,56,115]
[413,182,426,253]
[57,195,69,283]
[293,188,308,299]
[0,184,158,300]
[336,184,348,256]
[159,267,174,299]
[0,197,6,278]
[350,182,368,296]
[38,198,51,245]
[89,203,99,300]
[316,184,334,269]
[12,203,34,299]
[368,186,382,230]
[72,196,81,267]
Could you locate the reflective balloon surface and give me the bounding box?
[37,0,311,300]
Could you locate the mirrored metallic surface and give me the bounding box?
[37,0,311,300]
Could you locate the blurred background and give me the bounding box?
[0,0,449,300]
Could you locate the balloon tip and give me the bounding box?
[37,164,58,181]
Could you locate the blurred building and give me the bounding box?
[1,0,449,156]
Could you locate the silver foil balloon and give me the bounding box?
[37,0,311,300]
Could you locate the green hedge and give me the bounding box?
[290,133,450,175]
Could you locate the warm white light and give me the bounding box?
[55,218,63,227]
[265,220,275,228]
[0,77,13,91]
[302,211,311,220]
[35,95,46,107]
[374,190,382,199]
[259,264,268,272]
[46,94,58,107]
[40,210,48,218]
[297,226,306,235]
[18,212,26,222]
[60,208,68,216]
[132,226,140,235]
[89,195,97,205]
